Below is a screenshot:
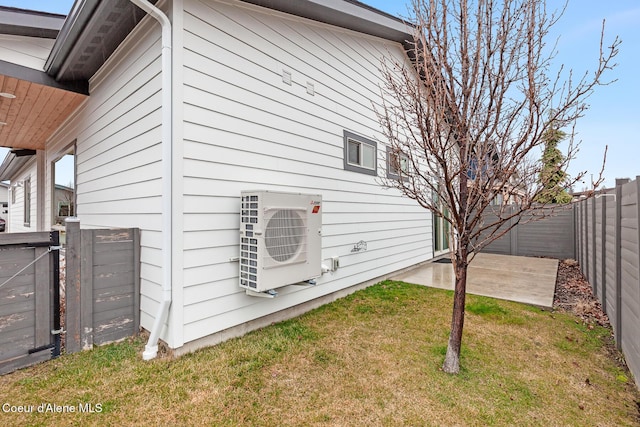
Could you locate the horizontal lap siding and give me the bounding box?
[7,162,36,233]
[46,21,164,333]
[180,0,431,343]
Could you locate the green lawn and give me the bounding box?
[1,281,638,426]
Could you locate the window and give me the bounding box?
[386,146,409,179]
[23,177,31,227]
[52,145,77,226]
[343,130,377,176]
[58,202,73,217]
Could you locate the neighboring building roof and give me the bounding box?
[0,6,65,38]
[0,150,32,181]
[54,183,74,192]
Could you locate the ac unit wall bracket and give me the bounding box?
[245,289,278,298]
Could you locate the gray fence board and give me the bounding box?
[0,315,34,333]
[0,298,33,313]
[65,220,140,354]
[93,271,135,290]
[590,199,596,284]
[80,228,94,350]
[605,196,617,317]
[94,294,134,315]
[575,177,640,389]
[582,202,588,277]
[95,284,135,299]
[0,278,34,296]
[0,323,34,359]
[483,206,575,259]
[0,231,51,246]
[34,247,50,348]
[93,262,136,276]
[595,201,604,300]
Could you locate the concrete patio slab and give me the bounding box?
[392,253,559,307]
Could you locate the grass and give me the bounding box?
[1,281,638,426]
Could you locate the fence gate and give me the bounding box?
[0,231,61,374]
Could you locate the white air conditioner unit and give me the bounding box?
[239,190,322,293]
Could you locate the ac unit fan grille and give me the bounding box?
[240,195,260,289]
[265,209,306,262]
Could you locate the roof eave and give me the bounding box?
[44,0,100,79]
[240,0,413,44]
[45,0,414,83]
[0,151,32,182]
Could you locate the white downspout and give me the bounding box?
[128,0,173,361]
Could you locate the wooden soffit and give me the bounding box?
[0,73,86,151]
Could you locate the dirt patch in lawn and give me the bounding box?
[553,259,637,395]
[553,259,609,327]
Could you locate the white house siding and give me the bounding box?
[5,158,37,233]
[43,18,165,335]
[0,34,54,70]
[0,184,7,223]
[180,0,432,345]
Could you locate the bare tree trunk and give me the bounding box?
[377,0,618,376]
[442,246,468,374]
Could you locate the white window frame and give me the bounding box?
[343,130,377,176]
[23,177,31,227]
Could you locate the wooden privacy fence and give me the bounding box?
[481,205,575,260]
[0,221,140,374]
[574,178,640,389]
[0,231,61,374]
[65,219,141,353]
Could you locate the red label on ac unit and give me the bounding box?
[312,206,320,214]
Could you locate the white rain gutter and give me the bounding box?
[128,0,173,361]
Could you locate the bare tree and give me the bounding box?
[377,0,619,374]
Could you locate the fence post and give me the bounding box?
[33,245,50,350]
[591,197,597,293]
[510,205,518,255]
[133,228,141,333]
[582,199,590,280]
[576,201,582,263]
[614,179,627,349]
[636,177,640,359]
[65,218,81,353]
[601,193,607,314]
[575,202,579,262]
[51,230,61,358]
